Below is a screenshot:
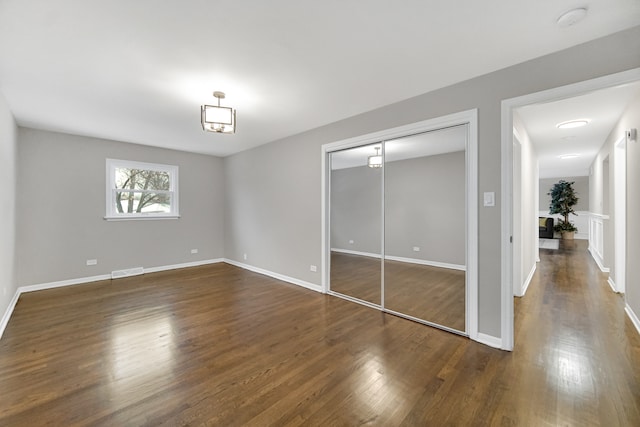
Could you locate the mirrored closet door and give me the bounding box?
[383,126,467,332]
[329,144,382,306]
[327,123,469,334]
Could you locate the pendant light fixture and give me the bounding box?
[201,91,236,134]
[368,146,382,168]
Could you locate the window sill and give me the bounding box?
[104,215,180,221]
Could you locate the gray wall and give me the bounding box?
[386,151,466,265]
[539,176,589,213]
[224,26,640,340]
[16,128,225,286]
[223,134,321,283]
[331,151,465,266]
[330,164,382,255]
[0,91,17,320]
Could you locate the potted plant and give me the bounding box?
[548,180,579,239]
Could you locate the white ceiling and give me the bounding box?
[1,1,639,157]
[516,81,640,178]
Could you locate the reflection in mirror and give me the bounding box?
[384,125,467,332]
[329,144,382,305]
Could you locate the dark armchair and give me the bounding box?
[539,217,554,239]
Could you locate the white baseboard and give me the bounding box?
[331,248,465,271]
[625,304,640,337]
[587,247,610,273]
[384,255,465,271]
[19,273,112,293]
[476,332,502,349]
[145,258,225,274]
[516,263,536,297]
[330,248,381,258]
[111,267,144,279]
[223,259,323,293]
[0,289,21,340]
[18,259,225,294]
[607,277,619,293]
[0,259,225,341]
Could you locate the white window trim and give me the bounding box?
[105,158,180,220]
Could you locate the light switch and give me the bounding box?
[483,192,495,207]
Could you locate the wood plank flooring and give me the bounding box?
[330,252,465,331]
[0,239,639,425]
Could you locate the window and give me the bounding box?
[106,159,179,220]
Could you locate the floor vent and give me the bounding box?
[111,267,144,279]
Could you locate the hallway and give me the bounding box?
[511,239,640,425]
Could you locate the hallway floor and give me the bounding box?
[511,239,640,425]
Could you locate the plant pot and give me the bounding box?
[561,231,575,240]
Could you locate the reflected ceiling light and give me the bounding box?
[201,91,236,134]
[368,147,382,168]
[559,153,580,159]
[557,7,588,28]
[556,119,590,129]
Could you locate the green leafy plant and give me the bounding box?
[548,180,579,233]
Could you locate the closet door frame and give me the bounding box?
[321,109,478,340]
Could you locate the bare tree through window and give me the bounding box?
[114,168,171,213]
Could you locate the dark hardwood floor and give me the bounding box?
[329,251,381,305]
[0,239,639,425]
[330,252,465,331]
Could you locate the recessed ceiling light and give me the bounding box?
[556,119,590,129]
[557,7,588,28]
[559,153,580,159]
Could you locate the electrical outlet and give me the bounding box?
[310,265,317,272]
[243,253,247,260]
[86,259,97,266]
[413,246,420,252]
[349,240,354,244]
[190,249,198,254]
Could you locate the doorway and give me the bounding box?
[501,68,640,351]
